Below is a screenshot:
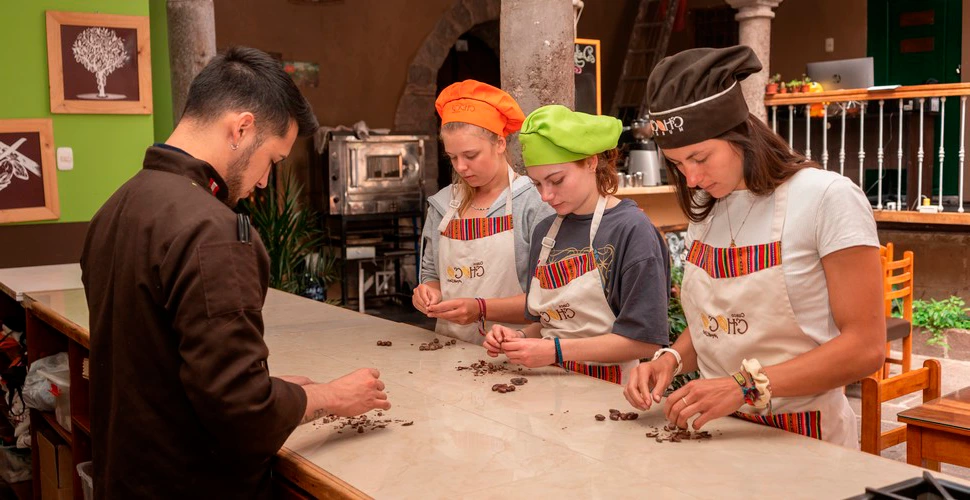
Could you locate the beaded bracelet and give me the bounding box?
[730,371,761,407]
[553,337,564,365]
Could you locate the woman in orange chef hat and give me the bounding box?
[412,80,554,343]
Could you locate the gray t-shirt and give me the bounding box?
[420,176,554,292]
[525,198,671,345]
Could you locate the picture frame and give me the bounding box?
[45,10,153,114]
[0,119,60,223]
[574,38,602,115]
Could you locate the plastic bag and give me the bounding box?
[23,352,68,412]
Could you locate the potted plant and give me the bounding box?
[787,79,803,93]
[779,81,788,94]
[765,73,781,95]
[800,75,812,93]
[241,168,339,299]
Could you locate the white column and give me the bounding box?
[725,0,784,123]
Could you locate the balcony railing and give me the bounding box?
[764,83,970,226]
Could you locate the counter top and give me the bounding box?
[22,288,90,348]
[17,286,970,498]
[0,264,82,301]
[259,290,970,499]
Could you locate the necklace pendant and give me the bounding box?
[730,240,737,248]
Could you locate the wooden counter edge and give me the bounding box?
[23,296,90,348]
[275,447,371,500]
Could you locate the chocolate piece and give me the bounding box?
[402,421,413,426]
[510,377,528,386]
[595,414,606,421]
[623,412,639,421]
[492,384,504,392]
[609,413,620,421]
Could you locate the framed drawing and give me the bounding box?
[0,119,59,223]
[46,11,152,114]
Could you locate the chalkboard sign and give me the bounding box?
[574,38,601,115]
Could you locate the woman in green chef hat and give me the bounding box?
[483,105,670,385]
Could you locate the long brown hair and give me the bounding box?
[665,115,815,222]
[440,121,511,214]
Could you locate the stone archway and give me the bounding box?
[393,0,500,134]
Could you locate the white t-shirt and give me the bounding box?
[685,168,879,345]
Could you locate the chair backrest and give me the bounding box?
[882,250,914,320]
[860,358,941,454]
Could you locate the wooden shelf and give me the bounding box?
[765,82,970,106]
[72,415,91,436]
[873,209,970,226]
[38,411,71,446]
[615,185,676,195]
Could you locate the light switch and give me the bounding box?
[56,147,73,171]
[825,38,834,53]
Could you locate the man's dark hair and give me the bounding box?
[182,46,318,138]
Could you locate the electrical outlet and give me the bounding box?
[825,38,834,53]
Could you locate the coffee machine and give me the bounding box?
[626,118,664,186]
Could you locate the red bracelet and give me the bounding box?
[475,297,487,335]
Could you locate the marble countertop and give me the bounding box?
[0,264,82,301]
[259,290,970,499]
[15,285,969,498]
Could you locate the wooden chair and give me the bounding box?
[860,359,941,462]
[878,249,915,380]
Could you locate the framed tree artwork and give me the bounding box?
[45,11,152,114]
[0,119,59,223]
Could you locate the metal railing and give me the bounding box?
[765,83,970,223]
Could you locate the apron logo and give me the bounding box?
[445,261,486,284]
[650,116,685,136]
[698,312,748,338]
[540,302,576,323]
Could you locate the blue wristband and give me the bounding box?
[554,337,563,365]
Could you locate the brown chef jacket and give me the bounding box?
[81,146,307,498]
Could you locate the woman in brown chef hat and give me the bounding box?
[624,45,885,448]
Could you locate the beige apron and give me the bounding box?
[681,181,857,447]
[527,197,638,385]
[436,167,526,343]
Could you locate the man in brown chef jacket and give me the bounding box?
[81,47,390,498]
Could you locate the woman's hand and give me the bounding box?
[663,377,744,430]
[483,325,523,357]
[623,355,678,411]
[411,283,442,315]
[427,298,481,325]
[500,337,556,368]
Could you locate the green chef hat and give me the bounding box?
[519,105,623,167]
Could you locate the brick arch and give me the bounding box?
[392,0,500,134]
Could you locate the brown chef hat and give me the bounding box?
[646,45,762,149]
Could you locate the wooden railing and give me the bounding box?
[765,83,970,226]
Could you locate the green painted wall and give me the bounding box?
[150,0,174,142]
[0,1,171,224]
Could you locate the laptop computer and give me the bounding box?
[806,57,875,90]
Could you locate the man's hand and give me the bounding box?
[300,368,390,423]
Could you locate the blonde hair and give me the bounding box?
[440,121,511,214]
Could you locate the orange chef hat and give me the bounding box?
[435,80,525,137]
